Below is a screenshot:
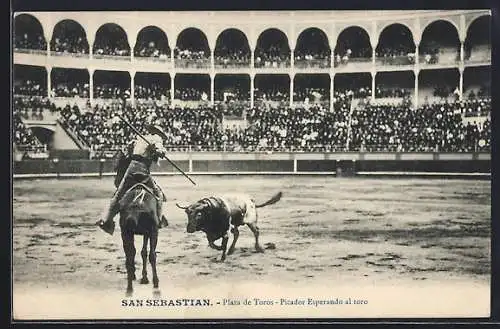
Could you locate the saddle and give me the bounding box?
[129,173,165,201]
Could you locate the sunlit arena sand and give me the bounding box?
[12,176,491,319]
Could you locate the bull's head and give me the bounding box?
[176,201,208,233]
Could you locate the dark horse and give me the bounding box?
[114,151,162,297]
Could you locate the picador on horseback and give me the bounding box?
[96,123,169,235]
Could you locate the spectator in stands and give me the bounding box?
[215,46,250,67]
[51,35,89,54]
[255,46,290,68]
[134,41,169,60]
[93,38,130,57]
[14,33,47,51]
[14,80,46,97]
[52,82,90,98]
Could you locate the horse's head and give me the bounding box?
[176,200,211,233]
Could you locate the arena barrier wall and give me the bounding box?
[12,152,490,179]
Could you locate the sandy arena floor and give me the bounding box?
[12,175,491,319]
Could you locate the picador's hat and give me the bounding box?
[145,124,168,140]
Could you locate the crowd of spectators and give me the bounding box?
[14,33,47,51]
[254,88,289,103]
[50,36,89,54]
[376,44,416,65]
[13,111,42,146]
[215,89,249,103]
[14,96,57,120]
[14,80,46,97]
[349,98,491,152]
[134,41,170,59]
[93,38,130,57]
[13,80,491,154]
[334,47,372,66]
[174,88,209,101]
[294,49,330,68]
[135,84,169,100]
[375,87,412,98]
[58,102,223,152]
[294,87,329,102]
[94,85,130,99]
[214,47,250,67]
[334,86,371,99]
[51,82,89,98]
[255,46,290,68]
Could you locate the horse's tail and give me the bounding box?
[255,191,283,208]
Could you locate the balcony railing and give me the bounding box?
[214,59,250,68]
[93,54,131,61]
[174,58,211,69]
[13,48,47,55]
[255,59,291,68]
[376,55,415,66]
[294,59,330,69]
[49,51,90,58]
[134,55,171,63]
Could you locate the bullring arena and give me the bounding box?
[12,10,491,320]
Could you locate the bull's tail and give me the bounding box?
[255,191,282,208]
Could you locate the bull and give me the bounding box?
[176,192,282,262]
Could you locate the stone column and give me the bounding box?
[47,66,52,98]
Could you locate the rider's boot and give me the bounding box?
[96,197,119,235]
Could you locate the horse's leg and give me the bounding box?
[140,234,149,284]
[149,230,159,289]
[220,233,229,262]
[121,230,136,296]
[247,222,264,253]
[227,227,239,255]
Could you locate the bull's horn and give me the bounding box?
[176,203,189,209]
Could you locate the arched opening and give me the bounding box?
[93,23,130,57]
[215,74,250,102]
[419,20,460,65]
[375,71,414,100]
[50,19,89,54]
[295,28,330,68]
[29,126,54,146]
[254,74,290,104]
[214,29,251,68]
[175,28,210,68]
[13,114,44,148]
[334,73,372,99]
[464,66,491,101]
[14,14,47,51]
[418,68,459,104]
[93,70,131,99]
[293,74,330,107]
[134,72,171,101]
[376,23,416,65]
[174,74,210,103]
[255,28,291,68]
[465,15,491,62]
[51,68,90,98]
[334,26,372,67]
[134,26,170,60]
[13,64,47,97]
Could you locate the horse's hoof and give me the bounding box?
[131,273,137,281]
[227,248,235,255]
[125,289,133,297]
[140,277,149,285]
[153,288,161,298]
